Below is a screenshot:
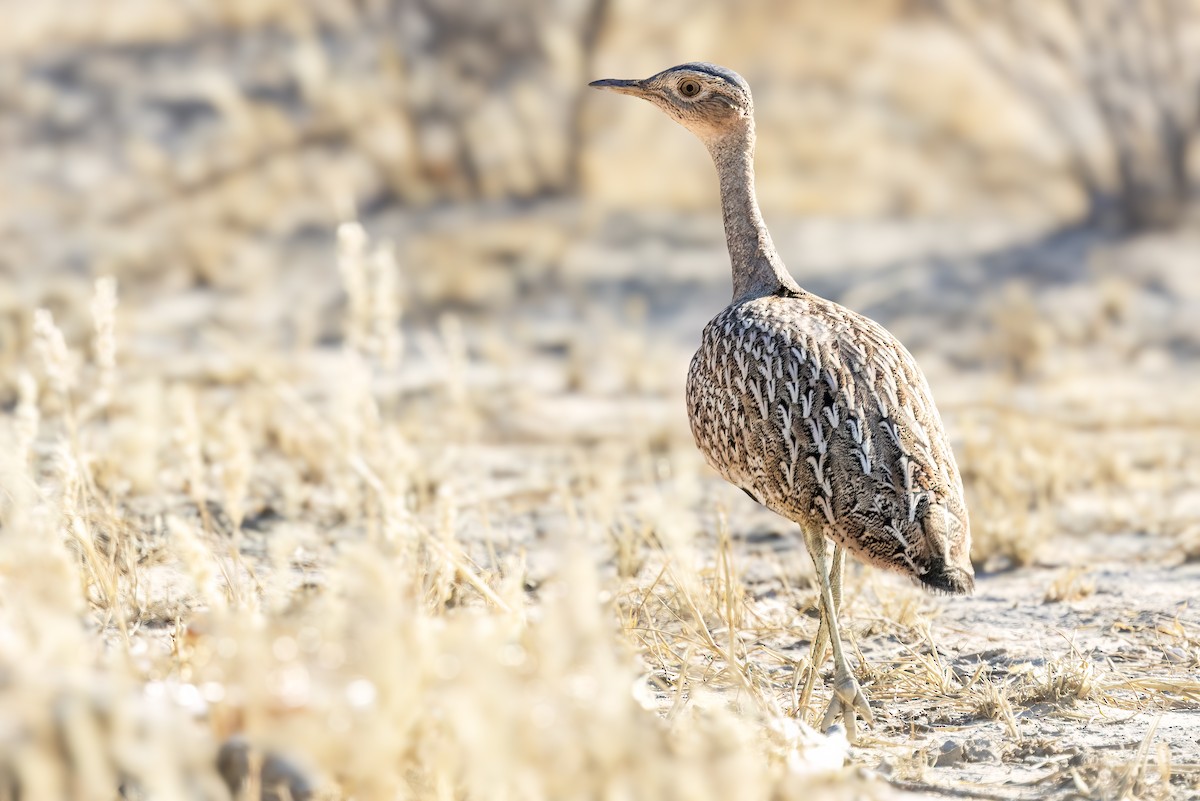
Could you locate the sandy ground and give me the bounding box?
[748,523,1200,799]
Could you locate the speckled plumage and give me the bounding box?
[591,62,973,740]
[686,290,973,594]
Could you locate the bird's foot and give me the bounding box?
[819,671,873,744]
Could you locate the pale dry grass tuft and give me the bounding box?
[957,410,1062,569]
[333,220,403,366]
[13,369,39,468]
[336,221,402,364]
[87,276,118,417]
[1044,568,1096,603]
[32,308,75,418]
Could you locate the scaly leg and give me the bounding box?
[801,529,872,742]
[830,543,844,620]
[797,544,843,716]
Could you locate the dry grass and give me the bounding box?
[4,217,1199,799]
[0,226,894,800]
[1043,568,1096,603]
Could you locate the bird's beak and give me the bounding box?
[588,78,648,97]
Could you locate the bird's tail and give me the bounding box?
[917,500,975,595]
[918,559,975,595]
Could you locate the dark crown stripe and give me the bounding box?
[664,62,746,92]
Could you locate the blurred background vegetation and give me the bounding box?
[4,0,1200,361]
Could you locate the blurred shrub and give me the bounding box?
[930,0,1200,231]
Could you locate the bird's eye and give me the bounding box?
[679,80,701,97]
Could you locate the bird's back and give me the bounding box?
[686,288,974,594]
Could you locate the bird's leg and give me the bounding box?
[796,616,826,717]
[801,529,872,742]
[830,542,845,620]
[797,543,843,717]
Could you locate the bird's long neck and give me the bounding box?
[707,123,800,303]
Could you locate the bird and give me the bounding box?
[590,63,974,742]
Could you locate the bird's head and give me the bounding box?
[589,62,754,146]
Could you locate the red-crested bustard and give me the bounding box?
[590,63,974,742]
